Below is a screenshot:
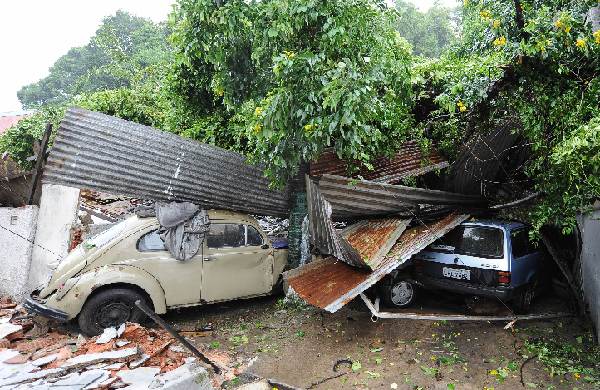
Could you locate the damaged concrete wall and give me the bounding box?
[28,184,80,292]
[0,206,38,300]
[577,203,600,338]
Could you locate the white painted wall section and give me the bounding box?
[28,184,80,292]
[0,206,38,300]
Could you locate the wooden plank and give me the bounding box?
[27,123,52,205]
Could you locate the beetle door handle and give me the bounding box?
[203,256,216,261]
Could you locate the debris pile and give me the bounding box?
[0,297,246,389]
[80,189,152,222]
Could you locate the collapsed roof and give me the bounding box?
[285,213,468,313]
[43,108,290,217]
[44,108,487,312]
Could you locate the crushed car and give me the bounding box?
[380,220,550,313]
[25,210,288,335]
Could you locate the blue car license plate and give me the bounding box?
[442,267,470,280]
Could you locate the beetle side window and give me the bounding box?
[137,230,166,251]
[207,224,245,248]
[246,226,264,246]
[511,229,536,258]
[458,227,504,259]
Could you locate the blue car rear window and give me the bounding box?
[430,226,504,259]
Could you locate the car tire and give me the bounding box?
[380,280,417,308]
[78,288,151,336]
[512,282,536,314]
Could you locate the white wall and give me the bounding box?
[578,203,600,339]
[0,206,38,300]
[28,184,80,292]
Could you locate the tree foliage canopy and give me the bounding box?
[2,0,600,234]
[394,0,457,58]
[169,0,415,182]
[17,11,170,108]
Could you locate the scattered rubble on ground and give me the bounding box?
[0,297,255,389]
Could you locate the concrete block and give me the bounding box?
[0,205,38,300]
[149,360,214,390]
[28,184,80,292]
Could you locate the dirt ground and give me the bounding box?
[163,290,598,390]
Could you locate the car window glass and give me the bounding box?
[456,227,504,259]
[246,226,263,246]
[428,227,463,252]
[207,224,245,248]
[511,229,536,258]
[137,230,165,251]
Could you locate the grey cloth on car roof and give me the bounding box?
[155,201,210,261]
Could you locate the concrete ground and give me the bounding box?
[164,290,598,390]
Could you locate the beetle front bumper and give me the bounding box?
[23,293,69,322]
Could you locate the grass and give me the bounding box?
[522,330,599,385]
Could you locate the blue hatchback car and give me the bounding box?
[379,220,547,313]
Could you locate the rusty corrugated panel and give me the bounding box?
[342,218,410,269]
[43,108,290,217]
[286,213,469,313]
[306,176,364,268]
[310,141,449,184]
[317,174,486,219]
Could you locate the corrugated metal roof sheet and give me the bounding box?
[306,176,364,268]
[342,218,410,269]
[43,108,290,217]
[317,174,486,220]
[285,213,468,312]
[310,141,449,184]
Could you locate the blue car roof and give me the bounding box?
[461,219,528,231]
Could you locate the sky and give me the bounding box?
[0,0,458,113]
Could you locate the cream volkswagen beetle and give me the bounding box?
[25,210,288,335]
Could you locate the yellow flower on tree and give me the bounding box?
[554,19,564,29]
[254,106,263,117]
[492,19,501,29]
[576,38,586,48]
[493,36,507,47]
[593,30,600,44]
[253,123,262,133]
[457,101,467,112]
[283,50,296,59]
[303,123,316,133]
[565,25,571,33]
[480,10,491,20]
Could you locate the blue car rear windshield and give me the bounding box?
[430,226,504,259]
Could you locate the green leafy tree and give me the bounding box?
[17,11,170,108]
[395,0,457,58]
[0,106,66,169]
[417,0,600,232]
[169,0,416,183]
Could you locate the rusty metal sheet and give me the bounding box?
[342,218,410,269]
[285,213,469,313]
[306,176,364,268]
[43,108,290,217]
[317,174,486,220]
[310,141,449,184]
